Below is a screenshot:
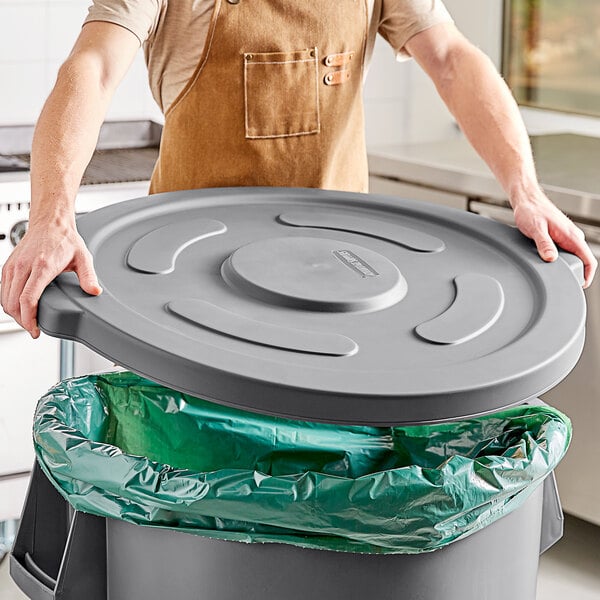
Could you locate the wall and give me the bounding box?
[363,0,503,147]
[2,0,599,138]
[0,0,160,126]
[0,0,502,135]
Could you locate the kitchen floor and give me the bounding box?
[1,514,599,599]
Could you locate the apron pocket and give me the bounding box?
[244,48,320,139]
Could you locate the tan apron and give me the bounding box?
[150,0,369,194]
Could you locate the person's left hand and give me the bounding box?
[511,188,597,288]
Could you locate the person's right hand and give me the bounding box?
[1,222,102,338]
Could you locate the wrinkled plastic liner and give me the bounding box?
[34,372,571,554]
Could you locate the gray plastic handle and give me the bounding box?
[10,557,55,600]
[24,553,57,590]
[279,210,445,252]
[37,280,84,340]
[558,251,585,286]
[525,398,564,554]
[540,472,564,554]
[10,463,107,600]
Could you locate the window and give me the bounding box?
[503,0,600,117]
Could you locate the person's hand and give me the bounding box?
[511,189,597,288]
[1,221,102,338]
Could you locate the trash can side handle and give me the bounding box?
[528,399,566,553]
[24,553,58,590]
[9,555,55,600]
[10,462,67,600]
[9,463,107,600]
[540,473,564,554]
[38,282,84,341]
[558,251,585,287]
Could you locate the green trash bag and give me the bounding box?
[34,371,571,554]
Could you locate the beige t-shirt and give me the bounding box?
[85,0,453,114]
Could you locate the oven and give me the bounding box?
[0,180,60,524]
[0,121,159,553]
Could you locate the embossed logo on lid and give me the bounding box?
[333,250,379,278]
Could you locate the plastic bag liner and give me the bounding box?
[33,372,571,554]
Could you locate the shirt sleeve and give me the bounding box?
[378,0,454,61]
[84,0,161,45]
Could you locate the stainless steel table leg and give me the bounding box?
[59,339,74,380]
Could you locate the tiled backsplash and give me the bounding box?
[364,37,458,147]
[0,0,161,126]
[363,0,503,146]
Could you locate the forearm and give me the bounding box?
[416,36,540,208]
[29,57,113,230]
[29,21,139,232]
[406,23,597,286]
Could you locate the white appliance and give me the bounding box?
[0,120,158,555]
[0,175,151,522]
[0,180,60,521]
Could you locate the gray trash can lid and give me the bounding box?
[38,187,586,425]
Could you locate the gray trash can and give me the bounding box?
[10,187,586,600]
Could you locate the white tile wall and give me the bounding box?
[0,0,161,127]
[363,36,407,102]
[0,3,46,62]
[0,61,48,124]
[107,52,157,121]
[363,0,505,147]
[363,36,408,147]
[46,0,90,61]
[445,0,503,66]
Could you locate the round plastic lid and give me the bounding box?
[39,187,586,425]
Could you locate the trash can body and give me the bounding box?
[10,187,586,600]
[11,463,554,600]
[106,483,544,600]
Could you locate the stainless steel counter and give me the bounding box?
[371,132,600,528]
[368,133,600,222]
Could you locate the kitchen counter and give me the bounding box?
[0,120,160,186]
[368,133,600,222]
[370,133,600,529]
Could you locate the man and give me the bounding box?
[1,0,596,337]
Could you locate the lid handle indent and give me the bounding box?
[279,210,445,253]
[415,274,505,345]
[127,218,227,274]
